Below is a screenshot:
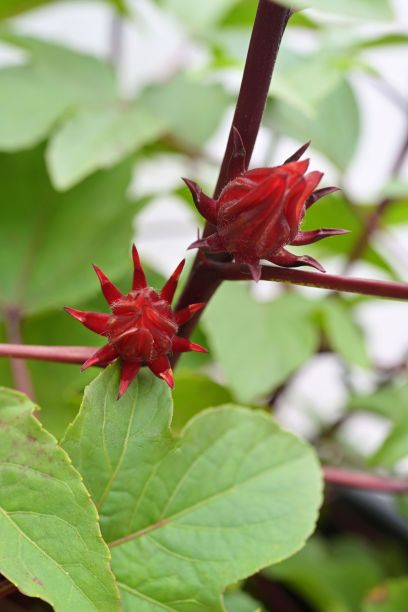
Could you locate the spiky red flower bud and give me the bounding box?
[65,245,206,398]
[184,129,347,282]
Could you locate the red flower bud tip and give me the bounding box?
[65,244,207,398]
[184,131,346,282]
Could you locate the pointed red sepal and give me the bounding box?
[183,178,218,225]
[269,248,326,273]
[284,141,310,164]
[174,303,205,326]
[160,260,185,304]
[64,307,109,335]
[306,186,340,208]
[117,361,140,399]
[187,233,224,252]
[132,244,147,291]
[148,355,174,388]
[81,344,117,371]
[290,228,350,246]
[93,265,123,305]
[172,336,208,353]
[228,126,246,179]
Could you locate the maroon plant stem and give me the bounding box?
[3,307,35,400]
[209,261,408,300]
[173,1,292,352]
[323,466,408,493]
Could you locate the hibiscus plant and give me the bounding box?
[1,0,408,611]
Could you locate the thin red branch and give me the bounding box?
[323,466,408,493]
[0,344,95,364]
[173,1,292,353]
[209,261,408,300]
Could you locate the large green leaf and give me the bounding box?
[279,0,393,20]
[140,74,231,148]
[0,387,119,610]
[224,590,263,611]
[0,146,137,315]
[363,578,408,612]
[202,284,319,402]
[47,103,167,190]
[62,365,323,611]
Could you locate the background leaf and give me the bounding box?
[278,0,394,20]
[62,365,323,611]
[0,387,119,611]
[202,284,319,402]
[321,298,370,368]
[363,578,408,612]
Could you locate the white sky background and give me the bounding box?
[2,0,408,463]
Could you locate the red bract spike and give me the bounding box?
[284,141,310,164]
[182,179,218,225]
[64,307,109,335]
[172,336,208,353]
[148,355,174,388]
[174,303,205,325]
[291,228,350,246]
[228,126,246,179]
[118,361,140,399]
[81,344,117,371]
[160,260,185,303]
[306,186,340,208]
[132,244,147,290]
[93,265,123,305]
[269,248,326,273]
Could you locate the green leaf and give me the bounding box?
[370,421,408,468]
[0,146,137,315]
[0,66,71,152]
[156,0,242,34]
[348,383,408,422]
[0,32,115,152]
[363,578,408,612]
[267,536,384,612]
[271,79,359,170]
[278,0,393,20]
[321,298,370,368]
[202,284,319,402]
[0,387,119,610]
[62,365,323,611]
[140,74,231,148]
[47,103,167,190]
[172,369,234,432]
[0,0,127,20]
[224,590,263,611]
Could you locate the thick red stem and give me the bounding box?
[173,1,292,354]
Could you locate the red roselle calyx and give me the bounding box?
[65,245,207,398]
[183,129,347,282]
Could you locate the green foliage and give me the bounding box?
[278,0,394,20]
[224,589,263,611]
[140,74,231,148]
[0,0,127,20]
[0,387,119,610]
[202,284,319,402]
[172,369,234,432]
[0,146,138,315]
[62,365,323,611]
[266,536,384,612]
[321,298,370,368]
[363,578,408,612]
